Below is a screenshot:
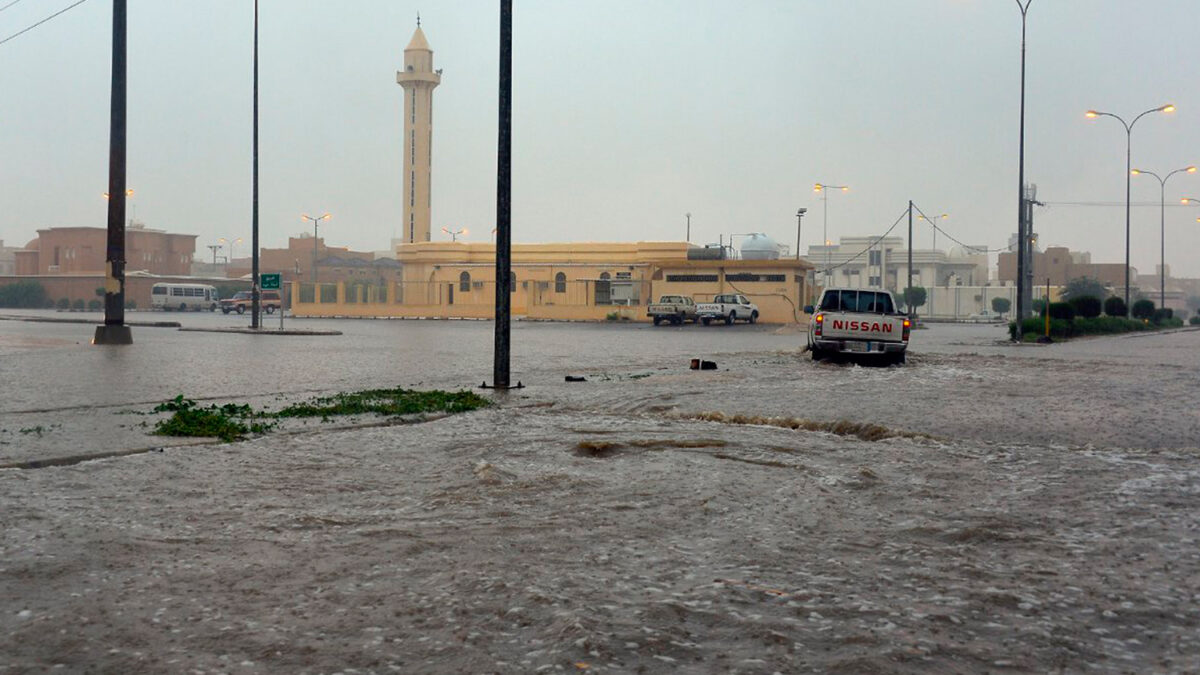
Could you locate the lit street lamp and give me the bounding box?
[301,212,332,282]
[1085,103,1176,315]
[219,237,244,269]
[1131,165,1195,310]
[206,243,223,266]
[813,183,848,287]
[917,212,949,251]
[441,226,467,242]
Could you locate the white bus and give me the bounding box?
[151,283,219,311]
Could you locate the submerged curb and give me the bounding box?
[178,327,342,336]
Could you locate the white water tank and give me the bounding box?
[740,233,780,260]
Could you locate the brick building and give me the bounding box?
[998,246,1131,289]
[14,226,196,276]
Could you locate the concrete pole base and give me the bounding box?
[93,325,133,345]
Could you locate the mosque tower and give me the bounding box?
[396,19,441,244]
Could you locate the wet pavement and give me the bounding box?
[1,310,1198,673]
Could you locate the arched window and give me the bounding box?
[459,271,471,292]
[555,272,566,293]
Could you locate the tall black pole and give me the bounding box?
[492,0,512,388]
[95,0,132,345]
[251,0,261,328]
[907,200,914,320]
[1015,0,1031,339]
[1123,130,1131,317]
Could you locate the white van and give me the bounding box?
[151,283,219,312]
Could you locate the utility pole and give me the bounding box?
[490,0,516,389]
[907,200,914,319]
[251,0,261,329]
[685,212,691,243]
[95,0,131,345]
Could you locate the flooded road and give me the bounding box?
[1,312,1198,673]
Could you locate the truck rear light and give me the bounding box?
[814,313,824,337]
[902,318,911,341]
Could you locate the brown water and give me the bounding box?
[1,314,1198,673]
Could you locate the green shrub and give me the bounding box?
[71,298,85,311]
[1032,298,1048,315]
[1190,316,1200,326]
[1103,296,1127,317]
[43,298,56,309]
[1069,295,1102,319]
[56,297,70,310]
[1131,299,1156,320]
[991,297,1011,316]
[87,299,102,311]
[1048,302,1075,321]
[124,299,137,310]
[0,280,49,308]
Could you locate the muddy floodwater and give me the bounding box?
[1,313,1198,674]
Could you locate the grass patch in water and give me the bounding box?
[273,387,489,421]
[153,388,490,442]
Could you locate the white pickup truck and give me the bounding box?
[804,288,910,364]
[647,295,699,325]
[696,294,759,325]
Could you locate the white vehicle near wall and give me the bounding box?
[151,283,219,312]
[805,287,910,365]
[696,294,759,325]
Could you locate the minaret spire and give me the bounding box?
[396,22,440,244]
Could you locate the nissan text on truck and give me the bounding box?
[804,287,911,365]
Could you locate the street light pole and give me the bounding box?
[1014,0,1032,337]
[1086,104,1176,316]
[795,208,807,260]
[917,212,949,251]
[686,212,691,243]
[813,183,848,288]
[441,226,466,242]
[1132,165,1196,310]
[302,213,332,283]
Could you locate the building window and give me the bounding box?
[869,276,881,286]
[868,250,881,266]
[459,271,470,292]
[665,274,719,283]
[555,272,566,293]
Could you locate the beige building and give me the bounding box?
[14,225,196,277]
[396,23,440,244]
[290,240,813,323]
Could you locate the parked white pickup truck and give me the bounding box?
[696,294,759,325]
[804,288,910,364]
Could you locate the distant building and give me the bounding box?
[0,240,17,276]
[998,246,1130,288]
[14,225,196,277]
[808,236,988,291]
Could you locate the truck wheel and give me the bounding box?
[653,316,662,326]
[236,305,245,315]
[265,305,275,315]
[210,304,217,312]
[221,307,230,314]
[179,303,188,312]
[749,311,758,324]
[672,316,683,325]
[892,352,907,366]
[725,313,734,325]
[701,317,711,326]
[811,348,826,361]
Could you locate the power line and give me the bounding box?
[0,0,27,14]
[0,0,91,47]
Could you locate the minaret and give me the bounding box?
[396,19,441,244]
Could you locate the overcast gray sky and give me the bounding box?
[3,0,1199,276]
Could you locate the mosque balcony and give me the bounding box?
[396,71,441,86]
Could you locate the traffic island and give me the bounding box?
[178,327,342,336]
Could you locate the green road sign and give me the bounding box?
[261,273,281,290]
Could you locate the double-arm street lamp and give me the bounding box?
[1085,103,1176,315]
[441,226,467,242]
[1131,165,1196,310]
[301,212,332,282]
[813,183,848,287]
[218,236,244,267]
